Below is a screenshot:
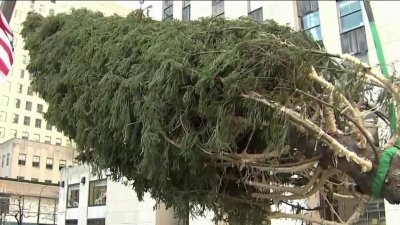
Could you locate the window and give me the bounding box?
[10,129,17,138]
[46,123,52,131]
[59,160,66,170]
[18,154,26,165]
[6,153,10,166]
[212,0,225,17]
[49,9,55,16]
[297,0,321,41]
[35,119,42,128]
[357,199,386,225]
[50,0,56,3]
[22,132,29,140]
[1,96,9,106]
[182,1,190,21]
[25,101,32,111]
[23,116,30,126]
[248,7,263,22]
[89,180,107,206]
[31,178,39,182]
[16,83,22,93]
[39,4,44,13]
[20,69,24,79]
[32,156,40,167]
[33,133,40,141]
[12,114,19,124]
[0,127,4,138]
[1,155,4,167]
[0,111,6,122]
[55,138,62,146]
[22,55,27,64]
[45,179,51,184]
[15,99,21,108]
[27,86,33,96]
[162,0,173,21]
[67,184,80,208]
[87,219,105,225]
[17,176,24,181]
[46,158,53,169]
[65,220,78,225]
[338,1,368,57]
[36,104,43,113]
[44,136,51,144]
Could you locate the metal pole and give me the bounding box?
[363,0,398,134]
[37,186,46,225]
[0,0,17,23]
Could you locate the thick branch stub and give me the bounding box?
[241,92,373,172]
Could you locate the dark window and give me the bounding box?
[6,153,10,166]
[1,155,4,167]
[17,84,22,93]
[46,123,52,131]
[65,220,78,225]
[17,176,24,181]
[45,180,52,184]
[12,114,19,124]
[297,0,321,41]
[18,154,26,165]
[32,156,40,167]
[88,180,107,206]
[212,0,224,17]
[15,99,20,108]
[35,119,42,128]
[249,7,263,22]
[20,69,24,79]
[25,101,32,111]
[31,178,39,182]
[37,104,43,113]
[23,116,30,126]
[50,0,56,3]
[22,132,29,140]
[163,0,173,21]
[45,136,51,144]
[55,138,62,146]
[87,219,105,225]
[67,184,80,208]
[182,1,190,21]
[10,129,17,138]
[46,158,53,169]
[27,86,33,96]
[59,160,66,170]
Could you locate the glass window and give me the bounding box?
[339,0,361,16]
[0,127,4,138]
[16,84,22,93]
[297,0,318,16]
[27,86,33,96]
[340,10,363,33]
[59,160,66,170]
[32,156,40,167]
[22,132,29,140]
[249,7,263,22]
[212,0,224,17]
[298,1,321,42]
[67,184,80,208]
[35,119,42,128]
[55,138,62,146]
[0,111,6,122]
[37,104,43,113]
[46,158,53,169]
[45,136,51,144]
[33,133,40,141]
[87,219,105,225]
[182,3,190,22]
[20,69,24,79]
[25,101,32,111]
[45,179,51,184]
[18,154,26,165]
[1,155,4,167]
[49,9,55,16]
[6,153,10,166]
[10,129,17,138]
[31,178,39,182]
[23,116,30,126]
[163,0,173,21]
[1,96,9,106]
[89,180,107,206]
[46,123,52,131]
[22,55,27,64]
[17,176,24,181]
[12,114,19,124]
[15,99,21,108]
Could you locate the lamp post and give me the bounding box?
[37,185,47,225]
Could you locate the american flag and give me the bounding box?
[0,11,14,79]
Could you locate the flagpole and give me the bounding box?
[363,0,398,134]
[0,0,17,23]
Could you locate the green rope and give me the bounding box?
[372,139,400,198]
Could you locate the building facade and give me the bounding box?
[58,165,215,225]
[0,0,131,146]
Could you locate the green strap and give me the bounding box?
[372,139,400,198]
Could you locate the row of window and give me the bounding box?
[163,0,263,22]
[0,127,62,145]
[16,176,53,184]
[67,180,107,208]
[0,111,52,129]
[297,0,368,58]
[1,96,44,113]
[16,153,66,170]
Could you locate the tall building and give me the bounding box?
[0,0,131,146]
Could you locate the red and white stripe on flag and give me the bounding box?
[0,11,14,79]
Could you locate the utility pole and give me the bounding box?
[0,0,17,22]
[363,0,397,134]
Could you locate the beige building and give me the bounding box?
[0,0,130,147]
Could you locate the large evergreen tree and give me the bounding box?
[21,9,400,225]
